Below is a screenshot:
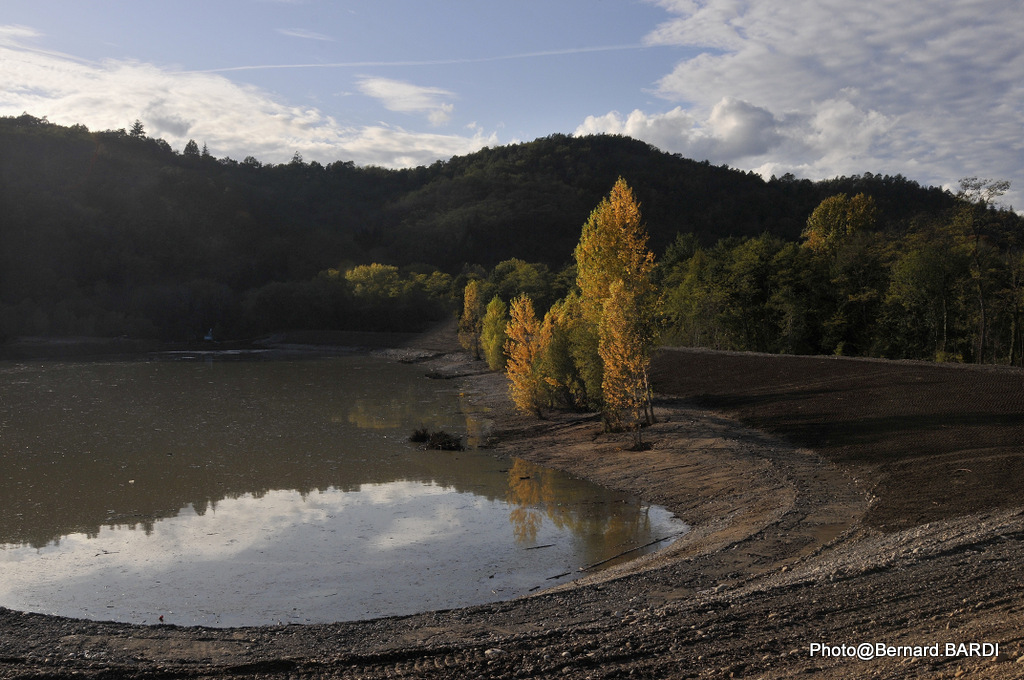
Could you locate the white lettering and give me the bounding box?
[811,642,999,660]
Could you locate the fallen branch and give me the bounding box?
[578,534,684,572]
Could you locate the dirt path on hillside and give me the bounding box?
[3,343,1024,678]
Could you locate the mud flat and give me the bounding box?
[3,339,1024,678]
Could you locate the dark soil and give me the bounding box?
[651,347,1024,531]
[3,340,1024,679]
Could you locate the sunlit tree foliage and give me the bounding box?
[504,294,545,417]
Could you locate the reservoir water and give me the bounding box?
[0,354,685,627]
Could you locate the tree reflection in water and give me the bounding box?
[506,458,658,566]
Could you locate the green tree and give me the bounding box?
[661,247,730,349]
[662,235,810,354]
[536,293,587,409]
[993,211,1024,365]
[717,235,788,352]
[481,295,509,370]
[458,279,484,359]
[488,259,557,311]
[953,177,1010,362]
[183,139,200,157]
[345,263,403,298]
[802,193,884,355]
[657,232,701,284]
[822,231,889,356]
[879,225,971,361]
[767,241,829,355]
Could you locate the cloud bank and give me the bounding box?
[1,2,1021,209]
[0,27,494,168]
[580,0,1024,207]
[356,77,456,126]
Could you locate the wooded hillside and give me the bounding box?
[0,113,986,344]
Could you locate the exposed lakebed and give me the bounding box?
[0,354,685,627]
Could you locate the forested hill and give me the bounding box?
[367,134,959,268]
[0,113,963,340]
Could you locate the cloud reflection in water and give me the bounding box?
[1,479,683,627]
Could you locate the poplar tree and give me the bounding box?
[599,280,650,444]
[537,293,587,410]
[574,178,656,325]
[458,279,484,359]
[572,178,657,431]
[504,294,544,417]
[480,295,509,370]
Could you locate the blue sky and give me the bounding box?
[2,1,1022,207]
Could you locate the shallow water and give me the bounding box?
[0,355,685,626]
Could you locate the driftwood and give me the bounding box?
[578,533,683,572]
[546,571,572,581]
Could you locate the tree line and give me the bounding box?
[458,177,1022,439]
[659,178,1022,364]
[2,113,1017,352]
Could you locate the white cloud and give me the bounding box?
[576,97,783,165]
[335,124,498,168]
[594,0,1024,207]
[356,76,456,126]
[0,24,40,45]
[0,27,492,168]
[277,28,333,41]
[706,97,782,159]
[577,107,699,152]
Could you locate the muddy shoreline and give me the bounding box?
[3,332,1024,678]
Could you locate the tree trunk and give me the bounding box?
[976,279,987,363]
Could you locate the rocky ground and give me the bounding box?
[2,333,1024,678]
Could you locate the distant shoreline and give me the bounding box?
[0,324,464,361]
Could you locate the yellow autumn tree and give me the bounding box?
[575,178,656,323]
[504,294,544,417]
[572,178,658,429]
[801,193,877,256]
[458,279,484,359]
[599,280,652,445]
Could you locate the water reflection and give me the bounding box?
[0,356,685,625]
[505,459,662,565]
[0,357,470,548]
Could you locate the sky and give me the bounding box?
[2,0,1022,208]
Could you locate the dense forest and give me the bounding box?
[1,113,1020,364]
